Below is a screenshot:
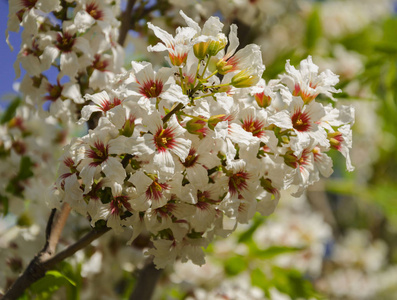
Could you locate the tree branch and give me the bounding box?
[162,103,184,124]
[1,203,113,300]
[129,259,163,300]
[45,204,72,258]
[2,203,71,300]
[2,223,111,299]
[42,226,111,270]
[118,0,137,46]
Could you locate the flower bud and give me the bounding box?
[216,59,233,75]
[207,37,227,56]
[169,53,187,67]
[283,150,298,169]
[120,116,136,137]
[193,42,209,60]
[255,92,272,108]
[208,114,226,130]
[186,116,207,138]
[328,131,344,151]
[231,69,259,88]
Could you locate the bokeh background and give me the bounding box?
[1,0,397,299]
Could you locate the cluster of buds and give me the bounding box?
[53,11,354,268]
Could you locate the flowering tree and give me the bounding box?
[0,0,359,299]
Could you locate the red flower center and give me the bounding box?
[291,109,311,132]
[87,141,109,166]
[111,195,131,215]
[228,171,250,195]
[46,82,63,101]
[92,54,109,71]
[241,117,265,137]
[260,177,279,196]
[182,148,199,168]
[22,0,37,9]
[86,2,104,20]
[139,80,163,98]
[154,127,176,152]
[146,180,170,201]
[298,149,311,171]
[56,32,76,53]
[100,97,122,112]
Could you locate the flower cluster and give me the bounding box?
[7,0,124,124]
[0,105,67,214]
[52,11,354,268]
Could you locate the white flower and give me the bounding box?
[78,90,124,125]
[141,114,191,175]
[76,118,127,193]
[127,61,189,110]
[280,56,341,103]
[147,22,197,66]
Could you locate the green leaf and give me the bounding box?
[0,194,9,216]
[30,270,76,299]
[251,268,271,295]
[382,18,397,46]
[19,156,34,180]
[339,28,375,55]
[367,182,397,229]
[253,246,305,259]
[0,97,21,124]
[237,214,266,243]
[374,42,397,54]
[58,261,82,300]
[305,6,322,50]
[271,266,323,299]
[224,255,247,276]
[5,156,35,197]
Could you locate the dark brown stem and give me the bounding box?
[162,103,184,124]
[118,0,137,46]
[2,203,71,300]
[2,223,111,299]
[129,259,163,300]
[42,226,111,270]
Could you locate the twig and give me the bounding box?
[2,215,111,299]
[42,226,111,270]
[2,203,72,300]
[162,103,184,124]
[129,259,163,300]
[118,0,137,46]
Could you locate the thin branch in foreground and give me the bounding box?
[42,226,111,270]
[1,204,111,300]
[2,203,71,300]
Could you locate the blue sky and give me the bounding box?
[1,1,21,107]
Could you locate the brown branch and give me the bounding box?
[129,259,163,300]
[42,226,111,270]
[45,203,71,258]
[162,103,184,124]
[2,208,111,300]
[118,0,137,46]
[2,203,71,300]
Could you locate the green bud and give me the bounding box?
[193,42,209,60]
[283,151,298,169]
[216,59,233,75]
[186,116,207,138]
[208,114,226,130]
[231,69,259,88]
[207,38,226,56]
